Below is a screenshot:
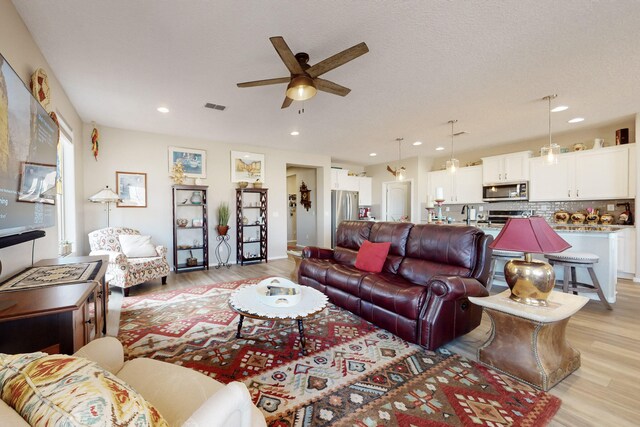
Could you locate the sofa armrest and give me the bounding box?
[90,249,128,267]
[428,276,489,301]
[302,246,334,259]
[184,382,266,427]
[156,245,168,258]
[73,337,125,375]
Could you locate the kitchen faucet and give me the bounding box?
[461,205,471,225]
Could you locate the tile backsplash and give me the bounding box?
[421,199,635,225]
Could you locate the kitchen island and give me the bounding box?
[479,224,621,304]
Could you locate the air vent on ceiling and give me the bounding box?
[205,103,226,111]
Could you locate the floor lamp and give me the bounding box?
[89,186,120,227]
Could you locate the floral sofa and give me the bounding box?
[88,227,169,295]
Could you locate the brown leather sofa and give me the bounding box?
[299,221,493,350]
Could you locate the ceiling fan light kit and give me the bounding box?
[237,36,369,108]
[386,137,406,180]
[286,75,317,101]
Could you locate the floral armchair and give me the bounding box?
[88,227,169,295]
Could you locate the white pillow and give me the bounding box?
[118,235,158,258]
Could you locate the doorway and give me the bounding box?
[383,180,412,221]
[286,165,317,248]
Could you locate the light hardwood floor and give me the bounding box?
[122,259,640,427]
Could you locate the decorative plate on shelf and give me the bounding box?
[30,68,50,110]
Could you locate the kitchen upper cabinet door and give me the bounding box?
[502,152,531,183]
[628,146,636,198]
[481,157,503,184]
[454,165,483,204]
[574,147,628,200]
[358,177,372,205]
[529,155,575,201]
[428,170,454,202]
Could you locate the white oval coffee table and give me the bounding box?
[229,283,328,355]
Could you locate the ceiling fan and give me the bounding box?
[237,36,369,109]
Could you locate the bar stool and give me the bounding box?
[487,249,523,291]
[544,252,612,310]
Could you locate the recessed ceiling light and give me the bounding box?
[551,106,568,112]
[435,146,445,151]
[290,131,300,136]
[413,141,422,146]
[157,106,169,113]
[568,117,584,123]
[369,153,377,157]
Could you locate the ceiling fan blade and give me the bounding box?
[270,36,304,75]
[281,96,293,109]
[237,77,290,88]
[306,42,369,78]
[315,78,351,96]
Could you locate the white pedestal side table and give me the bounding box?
[469,290,588,391]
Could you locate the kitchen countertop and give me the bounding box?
[420,220,633,233]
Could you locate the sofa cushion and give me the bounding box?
[335,221,374,250]
[0,352,168,426]
[368,222,413,274]
[119,234,157,257]
[355,240,391,273]
[399,224,478,284]
[326,264,368,295]
[359,273,428,320]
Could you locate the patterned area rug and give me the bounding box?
[118,279,561,426]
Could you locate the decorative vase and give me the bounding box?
[190,191,202,204]
[217,225,229,235]
[600,214,614,225]
[586,214,599,225]
[570,212,586,224]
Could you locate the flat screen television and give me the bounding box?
[0,53,58,239]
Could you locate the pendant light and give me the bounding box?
[446,120,460,174]
[541,94,561,164]
[395,137,406,181]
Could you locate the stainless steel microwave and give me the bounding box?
[482,182,529,202]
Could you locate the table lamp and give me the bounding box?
[488,216,571,306]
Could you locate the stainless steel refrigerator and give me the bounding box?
[331,190,359,248]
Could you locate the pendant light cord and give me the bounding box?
[448,119,457,161]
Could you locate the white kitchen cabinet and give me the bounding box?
[357,176,372,205]
[617,227,636,276]
[629,146,636,198]
[574,146,629,199]
[529,154,575,201]
[427,165,482,204]
[529,145,629,201]
[330,169,358,191]
[481,151,532,184]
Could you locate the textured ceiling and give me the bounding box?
[12,0,640,165]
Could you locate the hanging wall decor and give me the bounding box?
[299,181,311,211]
[30,68,50,110]
[91,125,99,161]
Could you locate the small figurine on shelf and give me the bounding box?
[170,161,186,184]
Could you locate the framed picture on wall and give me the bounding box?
[17,162,57,204]
[168,146,206,178]
[116,171,147,207]
[230,151,265,183]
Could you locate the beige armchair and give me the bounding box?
[0,337,267,427]
[88,227,169,295]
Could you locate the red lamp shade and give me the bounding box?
[488,216,571,254]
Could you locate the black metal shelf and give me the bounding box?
[172,185,209,273]
[236,188,268,266]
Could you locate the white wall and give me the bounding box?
[0,0,84,280]
[82,125,332,266]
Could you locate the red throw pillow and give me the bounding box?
[355,240,391,273]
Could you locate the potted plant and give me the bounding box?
[216,202,230,235]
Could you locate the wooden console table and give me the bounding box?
[0,255,108,354]
[469,290,588,391]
